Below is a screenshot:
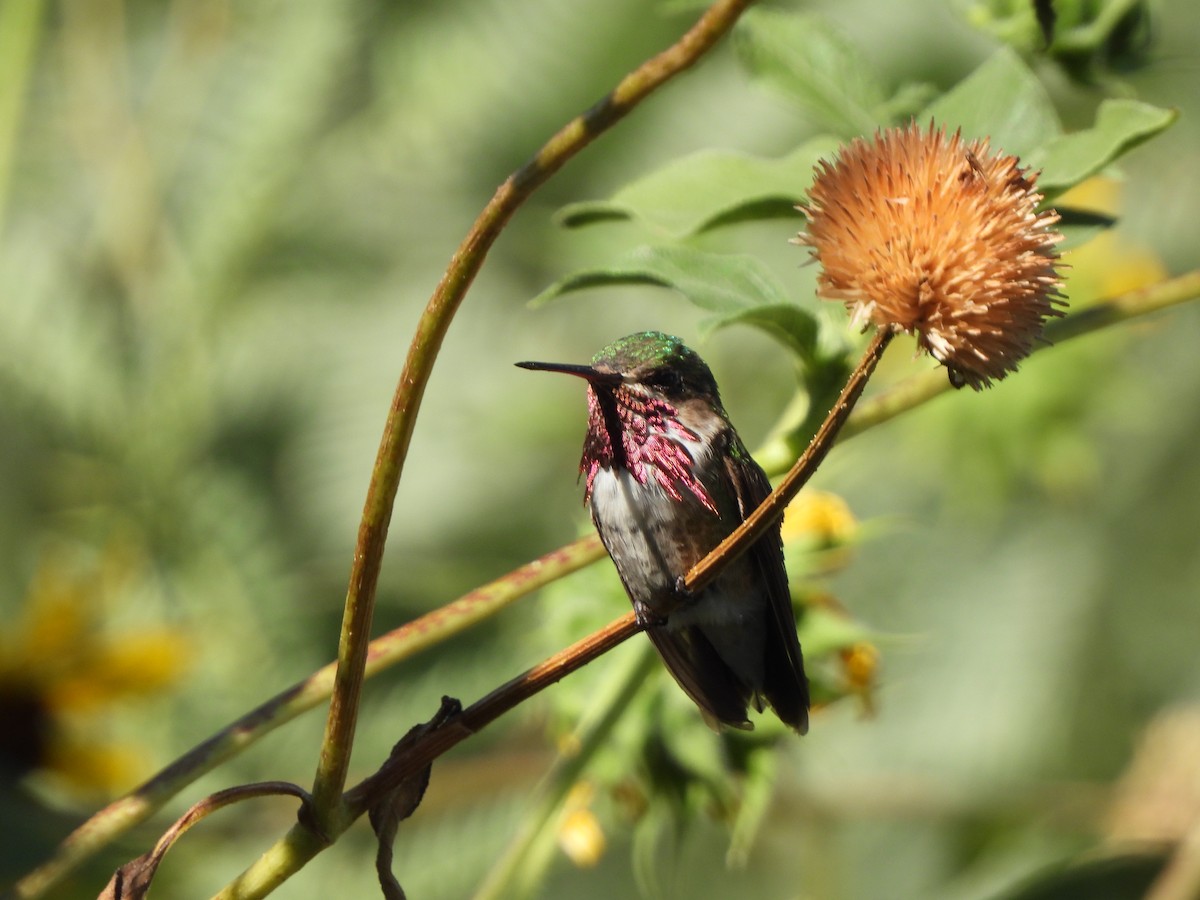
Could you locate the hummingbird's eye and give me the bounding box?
[645,368,685,395]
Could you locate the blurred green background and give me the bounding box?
[1,0,1199,898]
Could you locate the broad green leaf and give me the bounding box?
[530,246,792,313]
[1033,98,1177,194]
[557,140,838,237]
[875,80,940,123]
[707,302,854,459]
[922,46,1061,157]
[702,303,822,369]
[733,9,886,137]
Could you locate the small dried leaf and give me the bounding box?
[368,697,462,900]
[97,851,158,900]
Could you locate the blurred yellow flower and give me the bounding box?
[0,552,190,798]
[781,490,857,547]
[782,491,859,577]
[840,641,881,717]
[556,781,606,868]
[1059,177,1167,301]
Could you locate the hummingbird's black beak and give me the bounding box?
[515,360,623,386]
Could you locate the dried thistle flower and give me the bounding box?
[796,122,1066,389]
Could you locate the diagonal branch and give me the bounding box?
[216,614,642,900]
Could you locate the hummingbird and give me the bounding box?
[517,331,809,733]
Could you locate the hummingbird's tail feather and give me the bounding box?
[722,440,810,734]
[760,616,810,734]
[644,625,754,731]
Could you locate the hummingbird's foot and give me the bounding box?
[673,575,694,602]
[633,601,668,630]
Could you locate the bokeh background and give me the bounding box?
[1,0,1199,897]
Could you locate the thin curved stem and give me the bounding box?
[100,783,311,900]
[308,0,758,835]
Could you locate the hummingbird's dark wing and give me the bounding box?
[642,621,755,731]
[587,485,758,730]
[724,442,811,734]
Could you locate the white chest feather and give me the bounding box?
[588,429,756,632]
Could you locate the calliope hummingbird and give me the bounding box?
[518,331,809,732]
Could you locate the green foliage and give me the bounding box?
[1034,99,1178,194]
[964,0,1155,84]
[556,140,839,236]
[733,9,935,136]
[533,245,793,311]
[922,46,1060,155]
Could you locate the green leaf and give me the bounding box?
[557,140,838,237]
[702,303,822,370]
[733,9,886,137]
[798,606,878,659]
[1055,207,1118,252]
[875,80,940,123]
[631,802,676,900]
[665,717,732,787]
[725,746,778,869]
[998,852,1167,900]
[922,46,1061,157]
[707,302,854,462]
[530,246,792,313]
[1033,99,1177,194]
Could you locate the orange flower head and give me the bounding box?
[796,122,1066,389]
